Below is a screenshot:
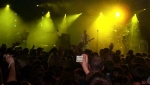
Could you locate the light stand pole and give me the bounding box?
[96,30,99,52]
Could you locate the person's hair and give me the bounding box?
[87,72,111,85]
[115,50,121,56]
[112,66,123,78]
[66,55,74,66]
[29,71,44,85]
[131,57,146,65]
[84,49,93,57]
[121,65,130,75]
[135,53,143,57]
[42,74,58,85]
[74,69,86,80]
[111,76,132,85]
[59,57,68,68]
[59,67,75,84]
[61,78,79,85]
[89,53,104,71]
[112,55,120,65]
[22,48,29,54]
[103,60,115,73]
[131,64,148,82]
[48,52,59,66]
[99,49,104,56]
[127,50,134,55]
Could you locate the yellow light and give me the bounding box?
[59,13,81,33]
[100,12,102,16]
[46,11,50,18]
[6,5,9,8]
[132,14,138,23]
[115,12,120,17]
[66,13,81,27]
[59,14,67,33]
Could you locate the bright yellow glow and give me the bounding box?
[66,13,81,26]
[131,14,138,23]
[115,12,120,17]
[89,5,130,53]
[100,12,102,15]
[95,13,113,35]
[129,14,141,51]
[40,16,54,31]
[89,13,114,50]
[5,5,10,10]
[0,6,25,47]
[59,13,81,33]
[27,14,56,51]
[6,5,9,8]
[46,11,50,18]
[107,5,128,24]
[59,14,67,33]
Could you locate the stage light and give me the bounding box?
[115,12,120,17]
[132,14,138,23]
[100,12,102,16]
[37,5,39,7]
[59,14,67,33]
[42,16,44,19]
[80,13,82,15]
[6,5,9,8]
[130,13,140,52]
[5,5,10,10]
[46,11,50,18]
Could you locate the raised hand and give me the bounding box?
[109,43,114,51]
[32,44,35,49]
[80,54,90,75]
[5,54,14,68]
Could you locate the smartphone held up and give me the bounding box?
[76,55,83,62]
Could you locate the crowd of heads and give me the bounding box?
[0,43,150,85]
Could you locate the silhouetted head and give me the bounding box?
[84,30,87,34]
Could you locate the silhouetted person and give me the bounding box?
[81,30,90,50]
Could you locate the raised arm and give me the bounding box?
[80,54,90,75]
[5,54,16,82]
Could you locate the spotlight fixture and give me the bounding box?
[6,5,9,8]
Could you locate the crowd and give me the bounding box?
[0,43,150,85]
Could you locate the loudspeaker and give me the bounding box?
[139,40,148,53]
[59,33,70,48]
